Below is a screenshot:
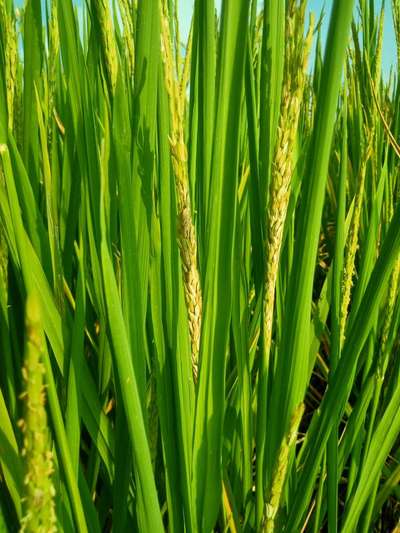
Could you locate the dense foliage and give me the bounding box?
[0,0,399,531]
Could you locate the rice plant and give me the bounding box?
[0,0,400,531]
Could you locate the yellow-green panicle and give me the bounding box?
[19,294,57,533]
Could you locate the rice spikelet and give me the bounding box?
[392,0,400,77]
[14,8,24,147]
[19,294,57,533]
[377,257,400,379]
[262,0,313,373]
[264,403,304,532]
[160,1,202,382]
[0,0,17,130]
[93,0,118,94]
[339,132,373,345]
[118,0,135,77]
[373,3,385,88]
